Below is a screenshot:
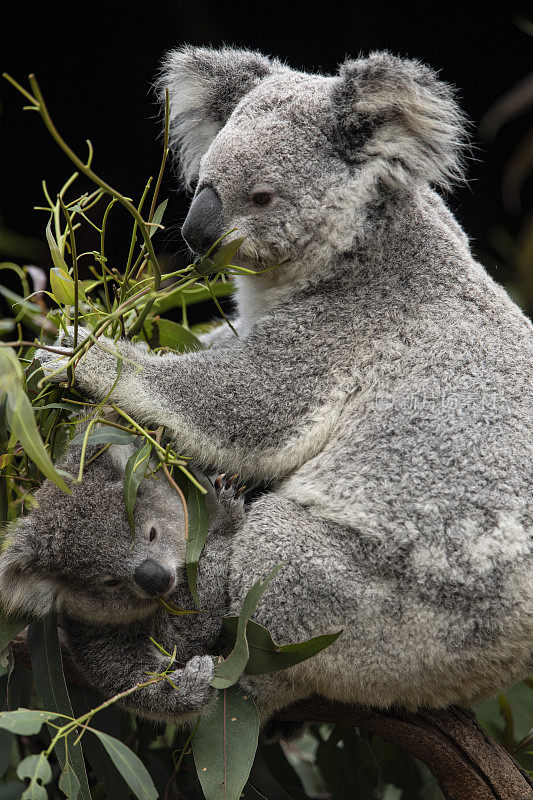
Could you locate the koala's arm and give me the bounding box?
[41,310,342,480]
[62,616,216,720]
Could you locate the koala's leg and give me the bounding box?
[35,311,344,482]
[62,614,216,722]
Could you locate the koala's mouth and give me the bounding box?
[57,588,159,625]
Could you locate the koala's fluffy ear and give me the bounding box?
[332,52,467,191]
[157,46,281,189]
[0,519,56,618]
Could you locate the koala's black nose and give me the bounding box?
[181,186,223,255]
[134,559,175,597]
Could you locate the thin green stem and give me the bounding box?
[8,74,161,335]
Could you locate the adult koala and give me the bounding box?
[33,48,532,711]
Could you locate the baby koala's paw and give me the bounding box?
[168,655,216,712]
[214,473,246,528]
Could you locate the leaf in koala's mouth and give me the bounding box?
[157,597,203,615]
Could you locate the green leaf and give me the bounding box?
[0,709,59,735]
[90,730,158,800]
[50,267,86,306]
[149,199,168,238]
[193,686,259,800]
[0,286,42,316]
[211,237,246,272]
[222,618,342,676]
[46,219,69,273]
[27,614,91,800]
[17,753,51,800]
[35,402,80,413]
[70,425,138,446]
[69,685,130,800]
[185,483,210,609]
[0,348,70,492]
[58,762,80,800]
[152,280,235,315]
[211,565,283,689]
[0,607,29,654]
[153,319,202,352]
[123,439,152,537]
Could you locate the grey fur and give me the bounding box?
[24,47,533,714]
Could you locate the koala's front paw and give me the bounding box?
[167,655,216,712]
[214,473,246,530]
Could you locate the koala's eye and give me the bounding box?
[251,191,273,207]
[102,577,122,588]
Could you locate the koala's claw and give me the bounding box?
[213,474,247,531]
[215,474,246,507]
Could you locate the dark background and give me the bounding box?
[1,1,532,312]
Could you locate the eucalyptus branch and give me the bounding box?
[3,72,162,335]
[155,426,189,541]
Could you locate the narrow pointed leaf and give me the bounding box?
[90,730,158,800]
[123,440,152,537]
[70,426,137,446]
[211,237,246,272]
[27,614,91,800]
[185,483,210,609]
[148,199,168,237]
[193,686,259,800]
[45,220,69,272]
[211,565,283,689]
[0,607,29,653]
[58,762,80,800]
[222,618,342,675]
[0,348,70,492]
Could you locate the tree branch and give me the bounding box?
[10,634,533,800]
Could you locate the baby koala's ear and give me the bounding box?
[157,46,282,189]
[331,51,467,191]
[0,517,56,618]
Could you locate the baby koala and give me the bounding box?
[1,439,531,725]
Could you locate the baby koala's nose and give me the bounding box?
[134,559,175,597]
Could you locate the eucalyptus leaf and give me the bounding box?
[70,426,138,446]
[149,199,168,238]
[0,607,29,654]
[17,753,51,800]
[123,439,152,537]
[45,219,69,273]
[152,280,235,315]
[50,267,86,306]
[58,761,80,800]
[211,565,283,689]
[153,319,202,352]
[222,618,342,675]
[27,614,91,800]
[193,686,259,800]
[0,286,42,316]
[0,709,59,735]
[0,348,70,492]
[91,730,158,800]
[211,237,246,272]
[185,483,210,609]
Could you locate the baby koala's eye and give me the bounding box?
[102,577,122,588]
[251,191,273,207]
